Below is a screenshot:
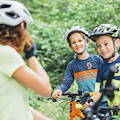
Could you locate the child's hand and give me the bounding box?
[52,89,62,99]
[82,102,91,109]
[82,98,93,109]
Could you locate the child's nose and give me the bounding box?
[101,45,105,50]
[76,41,80,46]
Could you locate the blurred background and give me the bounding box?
[6,0,120,119]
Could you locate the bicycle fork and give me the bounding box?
[69,101,85,120]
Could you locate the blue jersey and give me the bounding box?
[59,54,103,93]
[97,55,120,115]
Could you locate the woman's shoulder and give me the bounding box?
[0,45,22,61]
[0,45,17,53]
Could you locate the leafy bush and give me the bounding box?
[17,0,120,113]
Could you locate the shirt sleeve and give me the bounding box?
[97,55,103,65]
[58,62,74,93]
[95,67,102,92]
[0,45,25,77]
[94,63,103,93]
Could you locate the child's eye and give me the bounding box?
[96,45,100,48]
[105,43,108,46]
[78,40,82,42]
[72,41,75,44]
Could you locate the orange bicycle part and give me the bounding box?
[69,101,85,120]
[48,90,95,120]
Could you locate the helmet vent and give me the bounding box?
[112,29,117,32]
[6,12,19,19]
[0,4,11,9]
[24,9,30,16]
[99,28,104,32]
[106,27,109,30]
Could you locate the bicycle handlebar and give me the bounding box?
[92,65,117,111]
[48,90,95,105]
[62,90,82,97]
[62,90,94,98]
[83,65,117,120]
[105,65,117,87]
[76,104,120,112]
[100,106,120,111]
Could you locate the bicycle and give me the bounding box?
[48,89,95,120]
[76,104,120,120]
[82,65,120,120]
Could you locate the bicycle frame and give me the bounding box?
[62,91,95,120]
[48,90,95,120]
[69,100,84,120]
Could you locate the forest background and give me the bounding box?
[9,0,120,119]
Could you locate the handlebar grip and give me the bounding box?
[52,97,57,102]
[89,92,95,96]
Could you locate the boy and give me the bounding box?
[83,24,120,116]
[52,26,108,111]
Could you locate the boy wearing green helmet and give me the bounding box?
[83,24,120,116]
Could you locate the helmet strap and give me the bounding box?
[73,35,87,58]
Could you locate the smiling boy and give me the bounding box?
[52,26,109,114]
[83,24,120,116]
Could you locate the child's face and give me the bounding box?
[96,35,115,59]
[69,33,87,54]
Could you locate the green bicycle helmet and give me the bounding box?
[90,24,120,42]
[91,24,120,60]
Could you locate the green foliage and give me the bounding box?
[16,0,120,118]
[38,82,78,120]
[29,89,42,110]
[27,21,74,88]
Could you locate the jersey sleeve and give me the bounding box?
[98,56,103,64]
[96,55,103,65]
[95,65,102,92]
[0,45,25,77]
[58,61,74,93]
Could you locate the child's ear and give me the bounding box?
[115,38,120,48]
[69,45,73,50]
[87,39,90,45]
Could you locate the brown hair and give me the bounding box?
[0,24,32,54]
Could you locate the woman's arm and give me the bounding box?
[13,56,52,97]
[28,56,51,92]
[29,106,53,120]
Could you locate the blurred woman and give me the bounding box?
[0,1,52,120]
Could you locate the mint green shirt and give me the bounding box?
[0,45,33,120]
